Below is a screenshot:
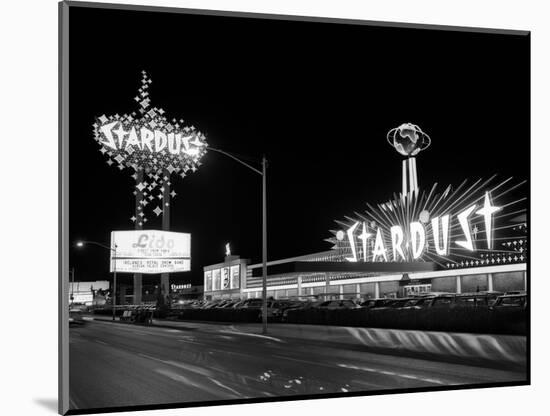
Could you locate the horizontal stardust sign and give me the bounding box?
[110,230,191,274]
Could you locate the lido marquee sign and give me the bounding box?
[110,230,191,274]
[331,177,526,266]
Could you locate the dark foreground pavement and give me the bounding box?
[69,320,527,411]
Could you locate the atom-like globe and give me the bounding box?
[387,123,431,157]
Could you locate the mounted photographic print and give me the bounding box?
[59,1,530,414]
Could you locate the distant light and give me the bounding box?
[335,230,345,241]
[76,241,84,247]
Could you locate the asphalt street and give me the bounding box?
[69,320,526,411]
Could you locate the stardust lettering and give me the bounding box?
[98,121,202,156]
[339,192,500,262]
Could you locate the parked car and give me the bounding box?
[489,293,527,334]
[360,298,395,309]
[202,300,223,309]
[259,300,292,321]
[69,309,86,326]
[412,292,505,309]
[490,293,527,311]
[316,299,361,310]
[237,298,263,309]
[211,300,231,308]
[396,297,434,310]
[217,300,241,309]
[423,294,456,308]
[454,291,504,308]
[365,297,416,310]
[281,300,323,321]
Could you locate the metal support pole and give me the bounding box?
[70,267,75,304]
[411,157,418,194]
[262,156,268,334]
[408,158,414,195]
[402,159,407,198]
[161,169,171,304]
[112,245,117,321]
[133,168,143,305]
[208,147,267,333]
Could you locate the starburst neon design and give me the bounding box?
[327,176,527,269]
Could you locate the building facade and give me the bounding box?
[203,251,526,301]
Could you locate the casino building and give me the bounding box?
[203,229,527,302]
[203,124,528,301]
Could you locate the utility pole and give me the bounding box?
[261,156,268,334]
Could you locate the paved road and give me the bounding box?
[69,320,526,411]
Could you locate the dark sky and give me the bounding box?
[68,5,529,286]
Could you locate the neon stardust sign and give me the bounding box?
[337,191,501,262]
[93,72,207,176]
[97,121,205,158]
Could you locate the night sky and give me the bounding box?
[68,5,529,287]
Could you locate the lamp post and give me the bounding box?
[69,267,75,305]
[208,147,269,334]
[76,240,118,321]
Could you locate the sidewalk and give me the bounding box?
[85,314,526,366]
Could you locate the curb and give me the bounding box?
[85,315,526,365]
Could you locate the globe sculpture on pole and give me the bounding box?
[386,123,431,198]
[328,122,526,268]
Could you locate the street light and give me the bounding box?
[69,267,75,305]
[208,147,269,334]
[76,240,118,321]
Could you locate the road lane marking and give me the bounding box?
[154,368,203,388]
[271,354,332,367]
[219,330,285,343]
[137,352,215,377]
[337,363,445,385]
[209,378,243,397]
[177,339,203,345]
